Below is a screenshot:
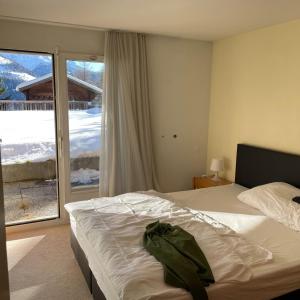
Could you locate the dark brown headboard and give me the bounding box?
[235,144,300,188]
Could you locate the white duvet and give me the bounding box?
[65,192,272,300]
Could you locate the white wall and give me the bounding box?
[147,35,212,192]
[0,19,105,54]
[0,19,212,193]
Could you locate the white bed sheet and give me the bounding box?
[169,184,300,299]
[68,184,300,299]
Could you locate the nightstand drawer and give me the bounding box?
[193,176,231,189]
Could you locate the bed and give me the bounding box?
[65,144,300,299]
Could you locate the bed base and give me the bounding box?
[71,229,106,300]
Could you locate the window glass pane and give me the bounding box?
[66,59,104,188]
[0,51,59,225]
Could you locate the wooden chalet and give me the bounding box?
[16,74,102,101]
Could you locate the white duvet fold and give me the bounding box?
[65,192,272,300]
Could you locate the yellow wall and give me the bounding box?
[208,20,300,181]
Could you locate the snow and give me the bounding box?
[0,71,35,82]
[0,108,101,165]
[0,56,11,65]
[9,71,35,81]
[71,168,99,185]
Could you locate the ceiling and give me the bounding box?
[1,0,300,40]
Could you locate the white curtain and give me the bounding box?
[99,31,158,196]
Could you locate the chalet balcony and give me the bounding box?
[3,156,99,225]
[0,100,95,111]
[4,179,58,225]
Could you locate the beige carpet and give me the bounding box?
[6,225,92,300]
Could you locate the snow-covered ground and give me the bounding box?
[0,108,101,185]
[71,168,99,185]
[0,108,101,164]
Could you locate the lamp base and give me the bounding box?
[211,173,220,181]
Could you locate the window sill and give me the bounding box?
[70,185,99,202]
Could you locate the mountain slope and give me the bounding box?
[0,55,36,100]
[0,52,104,100]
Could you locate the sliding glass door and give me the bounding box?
[65,57,104,189]
[0,50,59,225]
[0,51,103,224]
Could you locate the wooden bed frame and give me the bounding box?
[71,144,300,300]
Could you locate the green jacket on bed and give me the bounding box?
[143,221,215,300]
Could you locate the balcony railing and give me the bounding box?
[0,100,91,111]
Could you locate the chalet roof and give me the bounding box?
[16,73,103,94]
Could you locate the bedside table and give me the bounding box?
[193,176,231,189]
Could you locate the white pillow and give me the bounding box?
[237,182,300,231]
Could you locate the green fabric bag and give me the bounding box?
[143,221,215,300]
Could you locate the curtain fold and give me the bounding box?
[99,31,158,196]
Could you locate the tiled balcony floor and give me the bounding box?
[4,180,58,225]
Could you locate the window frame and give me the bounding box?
[57,52,104,205]
[2,50,104,232]
[0,48,61,226]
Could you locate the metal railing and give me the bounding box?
[0,100,90,111]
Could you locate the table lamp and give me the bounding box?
[210,158,224,181]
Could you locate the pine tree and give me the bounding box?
[0,78,6,94]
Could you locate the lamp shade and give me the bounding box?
[210,158,224,172]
